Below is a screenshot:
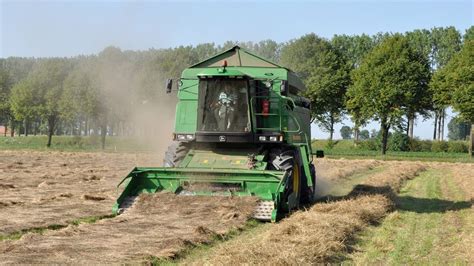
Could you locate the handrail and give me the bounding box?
[250,95,283,131]
[250,95,302,133]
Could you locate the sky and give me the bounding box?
[1,0,473,139]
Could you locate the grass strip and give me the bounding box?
[350,168,472,264]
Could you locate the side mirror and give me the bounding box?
[165,79,173,94]
[315,150,324,158]
[280,80,288,96]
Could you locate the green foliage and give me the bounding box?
[9,79,36,121]
[0,29,470,150]
[409,138,432,152]
[447,116,470,140]
[359,129,370,140]
[444,41,473,123]
[358,139,379,151]
[332,34,375,68]
[431,27,462,68]
[431,141,449,152]
[347,34,431,154]
[464,26,474,42]
[325,140,336,150]
[340,126,352,139]
[281,34,350,139]
[388,131,410,151]
[311,139,470,162]
[447,141,469,153]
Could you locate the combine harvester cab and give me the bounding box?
[114,46,323,222]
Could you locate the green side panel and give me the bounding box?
[174,100,197,133]
[298,145,313,187]
[183,150,267,170]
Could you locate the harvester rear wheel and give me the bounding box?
[163,142,189,167]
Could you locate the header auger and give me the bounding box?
[113,46,323,222]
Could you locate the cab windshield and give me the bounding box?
[198,78,251,133]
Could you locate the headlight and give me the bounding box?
[269,136,278,142]
[175,134,194,141]
[259,136,267,141]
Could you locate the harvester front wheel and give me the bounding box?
[269,149,301,211]
[163,142,189,167]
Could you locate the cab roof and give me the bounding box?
[190,45,287,69]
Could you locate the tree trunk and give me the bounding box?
[85,119,89,136]
[329,115,334,141]
[470,123,473,158]
[47,116,56,148]
[10,119,15,137]
[406,117,410,136]
[4,123,7,137]
[110,122,114,137]
[441,110,445,141]
[78,120,83,136]
[433,112,438,140]
[23,119,28,136]
[100,117,107,150]
[380,119,390,155]
[409,116,414,139]
[437,110,442,140]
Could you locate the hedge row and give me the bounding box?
[357,138,469,153]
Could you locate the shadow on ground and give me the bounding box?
[316,184,472,214]
[396,195,472,213]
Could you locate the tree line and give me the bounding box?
[0,26,472,154]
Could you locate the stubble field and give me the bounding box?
[0,150,472,264]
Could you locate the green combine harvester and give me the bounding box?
[113,46,323,222]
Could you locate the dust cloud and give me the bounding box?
[314,173,336,198]
[96,51,178,161]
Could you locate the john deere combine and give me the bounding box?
[113,46,322,221]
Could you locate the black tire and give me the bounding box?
[269,148,301,210]
[163,142,189,167]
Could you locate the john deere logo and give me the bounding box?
[219,136,226,142]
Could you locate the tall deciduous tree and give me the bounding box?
[464,26,474,42]
[62,56,100,136]
[340,126,352,139]
[347,35,431,154]
[439,40,473,155]
[10,58,72,146]
[430,27,462,140]
[439,39,473,142]
[0,60,13,135]
[404,29,433,139]
[1,58,36,136]
[281,34,350,140]
[332,34,375,140]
